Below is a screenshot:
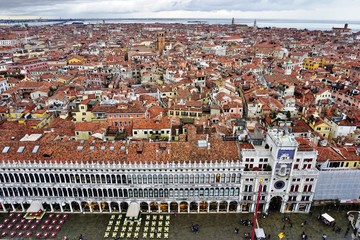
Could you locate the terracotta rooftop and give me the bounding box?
[0,133,239,164]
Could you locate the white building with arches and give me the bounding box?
[0,125,318,214]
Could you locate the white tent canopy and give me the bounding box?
[321,213,335,222]
[255,228,266,239]
[26,201,44,213]
[126,202,140,219]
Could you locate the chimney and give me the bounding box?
[344,23,348,29]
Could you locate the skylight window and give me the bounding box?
[17,146,25,153]
[32,145,40,153]
[198,140,208,148]
[2,146,10,153]
[110,146,115,151]
[77,146,84,151]
[90,146,95,150]
[101,146,106,150]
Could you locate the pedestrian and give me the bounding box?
[282,224,285,230]
[267,233,271,239]
[344,227,350,237]
[290,222,292,228]
[322,233,327,240]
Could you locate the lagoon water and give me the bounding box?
[2,18,360,31]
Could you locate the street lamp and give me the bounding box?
[347,211,360,238]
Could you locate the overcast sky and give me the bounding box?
[0,0,359,20]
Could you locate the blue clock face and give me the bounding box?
[274,180,285,189]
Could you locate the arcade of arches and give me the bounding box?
[1,200,242,214]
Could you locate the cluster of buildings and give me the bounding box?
[0,21,359,214]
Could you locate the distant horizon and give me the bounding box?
[0,17,359,23]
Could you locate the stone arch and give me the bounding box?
[209,201,217,212]
[90,202,100,212]
[229,201,238,212]
[110,202,119,212]
[160,202,168,212]
[199,201,207,212]
[219,201,227,212]
[269,196,283,212]
[120,202,128,212]
[42,202,51,212]
[71,201,81,212]
[190,202,198,212]
[101,202,109,212]
[53,203,61,212]
[150,202,158,212]
[179,202,188,212]
[63,202,71,212]
[170,202,178,212]
[140,202,148,212]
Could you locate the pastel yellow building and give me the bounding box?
[308,117,331,139]
[303,58,326,70]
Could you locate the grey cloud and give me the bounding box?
[0,0,353,18]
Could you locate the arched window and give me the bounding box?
[205,174,210,183]
[9,173,14,182]
[199,188,204,196]
[220,188,224,196]
[205,188,209,196]
[101,175,106,184]
[200,174,205,183]
[14,173,19,183]
[195,174,199,183]
[143,175,147,184]
[174,175,178,184]
[153,175,157,184]
[103,189,108,197]
[215,173,220,183]
[34,174,39,183]
[184,174,189,184]
[179,174,183,184]
[137,175,142,184]
[64,174,70,183]
[190,174,194,183]
[148,175,152,184]
[221,174,225,183]
[169,175,173,184]
[57,174,63,183]
[45,174,50,183]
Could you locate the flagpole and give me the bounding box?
[251,178,263,240]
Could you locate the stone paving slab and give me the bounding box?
[0,205,357,240]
